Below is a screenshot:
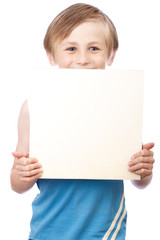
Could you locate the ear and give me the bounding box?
[107,50,117,66]
[46,51,56,66]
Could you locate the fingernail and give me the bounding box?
[128,161,132,166]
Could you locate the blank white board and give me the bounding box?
[29,68,143,180]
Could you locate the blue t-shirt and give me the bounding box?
[29,179,127,240]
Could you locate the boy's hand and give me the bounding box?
[128,143,155,179]
[12,152,43,182]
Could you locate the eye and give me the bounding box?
[89,47,99,51]
[66,47,76,51]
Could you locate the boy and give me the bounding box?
[10,3,155,240]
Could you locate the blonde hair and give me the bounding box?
[44,3,118,58]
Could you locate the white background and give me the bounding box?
[0,0,159,239]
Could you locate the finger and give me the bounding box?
[142,142,155,150]
[12,151,29,159]
[129,162,153,172]
[16,161,42,171]
[26,162,42,171]
[16,157,38,167]
[134,169,152,179]
[20,172,43,182]
[20,167,43,178]
[23,158,39,166]
[131,149,154,160]
[129,156,155,166]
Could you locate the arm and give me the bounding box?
[10,100,43,194]
[128,142,155,189]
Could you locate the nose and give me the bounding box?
[76,50,90,66]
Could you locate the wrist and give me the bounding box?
[131,174,152,189]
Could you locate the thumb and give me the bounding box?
[12,151,29,159]
[142,142,155,150]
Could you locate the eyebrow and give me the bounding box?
[62,41,102,46]
[87,41,102,45]
[62,41,78,46]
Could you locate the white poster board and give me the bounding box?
[29,68,143,180]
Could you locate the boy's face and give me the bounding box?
[48,21,115,69]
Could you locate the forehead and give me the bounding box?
[60,20,106,44]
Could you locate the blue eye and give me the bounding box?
[67,47,76,51]
[90,47,99,51]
